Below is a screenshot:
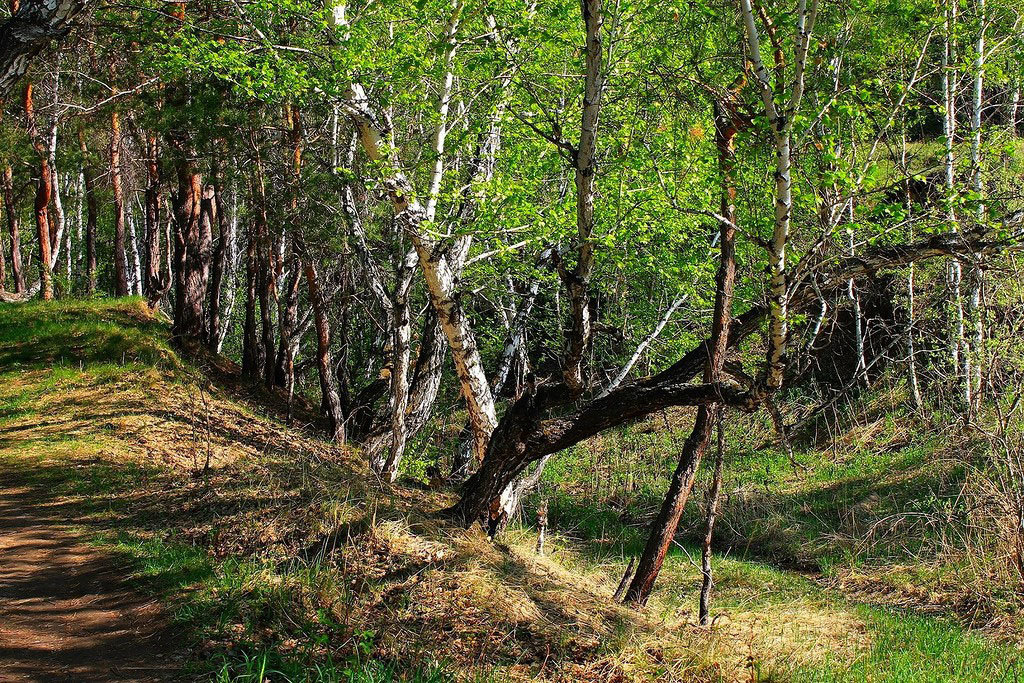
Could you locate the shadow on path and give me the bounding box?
[0,482,182,682]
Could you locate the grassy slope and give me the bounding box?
[0,299,1021,682]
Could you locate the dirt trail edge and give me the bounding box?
[0,484,181,682]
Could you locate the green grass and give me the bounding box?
[792,607,1022,682]
[0,297,180,371]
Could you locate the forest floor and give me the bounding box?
[0,298,1022,682]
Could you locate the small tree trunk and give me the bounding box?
[846,203,867,382]
[274,257,301,395]
[698,408,726,626]
[129,209,143,295]
[206,174,228,350]
[966,0,986,415]
[942,4,971,411]
[379,273,413,480]
[215,184,238,353]
[535,499,548,555]
[78,129,98,296]
[0,201,6,290]
[1010,83,1020,137]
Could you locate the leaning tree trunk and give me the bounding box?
[45,117,65,282]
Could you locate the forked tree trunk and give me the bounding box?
[622,89,742,605]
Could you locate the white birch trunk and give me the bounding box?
[967,0,986,410]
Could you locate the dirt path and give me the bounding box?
[0,485,181,682]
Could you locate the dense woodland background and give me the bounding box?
[2,0,1024,679]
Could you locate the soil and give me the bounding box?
[0,484,181,682]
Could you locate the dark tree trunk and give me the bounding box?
[2,165,24,293]
[274,253,301,390]
[170,150,206,341]
[445,207,1024,533]
[623,97,740,606]
[305,260,345,442]
[144,133,162,297]
[111,111,129,297]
